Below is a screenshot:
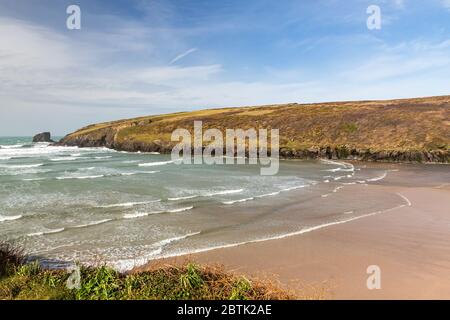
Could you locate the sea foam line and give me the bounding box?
[56,175,104,180]
[123,206,194,219]
[138,160,175,167]
[72,219,113,229]
[205,189,244,196]
[150,203,408,268]
[0,163,44,169]
[367,171,387,182]
[119,170,159,176]
[49,157,87,162]
[255,191,281,198]
[168,195,198,201]
[0,215,22,223]
[396,193,412,206]
[110,231,201,271]
[27,228,65,237]
[222,197,254,205]
[280,185,308,192]
[98,200,161,208]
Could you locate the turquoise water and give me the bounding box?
[0,137,407,270]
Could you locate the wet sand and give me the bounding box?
[141,168,450,299]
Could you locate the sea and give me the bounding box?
[0,136,431,271]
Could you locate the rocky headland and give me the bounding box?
[58,96,450,163]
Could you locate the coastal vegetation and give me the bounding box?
[59,95,450,162]
[0,242,295,300]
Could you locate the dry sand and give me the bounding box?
[142,170,450,299]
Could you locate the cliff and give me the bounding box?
[59,95,450,163]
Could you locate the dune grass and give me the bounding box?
[0,242,295,300]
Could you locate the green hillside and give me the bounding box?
[60,96,450,162]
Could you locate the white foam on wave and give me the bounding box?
[367,171,387,182]
[167,206,194,213]
[110,231,200,271]
[151,203,408,266]
[119,170,159,176]
[0,144,24,149]
[111,248,163,271]
[155,231,201,247]
[168,195,198,201]
[396,193,412,206]
[56,175,104,180]
[123,211,163,219]
[222,197,254,205]
[94,156,112,160]
[79,167,96,171]
[27,228,65,237]
[138,160,175,167]
[0,214,22,223]
[22,178,46,181]
[0,163,44,169]
[324,167,354,173]
[0,144,112,160]
[98,200,161,208]
[280,185,308,192]
[123,206,194,219]
[332,186,344,193]
[255,191,281,198]
[49,157,86,162]
[0,156,12,160]
[205,189,244,196]
[72,219,113,229]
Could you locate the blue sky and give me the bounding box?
[0,0,449,135]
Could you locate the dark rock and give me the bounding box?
[32,132,54,143]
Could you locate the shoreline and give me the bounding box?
[138,171,450,299]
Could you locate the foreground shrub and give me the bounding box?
[0,260,295,300]
[0,242,24,278]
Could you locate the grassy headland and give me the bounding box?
[0,242,295,300]
[59,96,450,162]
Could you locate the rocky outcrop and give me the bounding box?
[278,146,449,163]
[32,132,54,143]
[59,128,116,148]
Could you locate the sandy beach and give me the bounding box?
[141,168,450,299]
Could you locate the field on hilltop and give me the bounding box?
[60,96,450,162]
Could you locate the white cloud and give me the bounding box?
[0,13,449,136]
[341,39,450,82]
[169,48,198,64]
[441,0,450,9]
[393,0,405,9]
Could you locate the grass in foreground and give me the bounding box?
[0,242,295,300]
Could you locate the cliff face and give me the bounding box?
[59,95,450,163]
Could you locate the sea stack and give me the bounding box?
[32,132,54,143]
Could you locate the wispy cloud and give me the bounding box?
[0,0,449,135]
[169,48,198,64]
[441,0,450,10]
